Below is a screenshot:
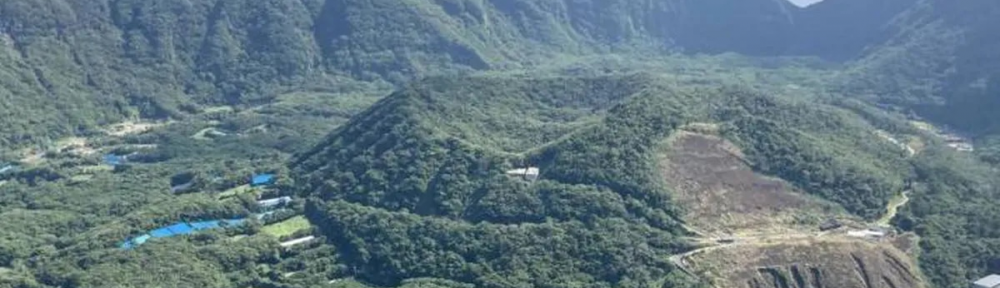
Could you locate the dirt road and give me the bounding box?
[670,188,915,283]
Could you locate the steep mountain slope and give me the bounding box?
[791,0,917,61]
[838,0,1000,135]
[0,0,808,148]
[291,74,919,287]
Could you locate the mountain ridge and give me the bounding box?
[0,0,902,148]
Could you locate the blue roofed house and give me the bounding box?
[121,217,253,249]
[251,173,276,187]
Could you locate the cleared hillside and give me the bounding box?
[688,237,924,288]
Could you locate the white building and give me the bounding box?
[506,167,540,181]
[257,196,292,208]
[847,229,886,239]
[974,275,1000,288]
[280,236,316,247]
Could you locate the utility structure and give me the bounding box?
[973,275,1000,288]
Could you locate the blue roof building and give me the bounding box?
[189,221,219,230]
[120,218,254,249]
[251,174,276,187]
[164,223,194,234]
[149,227,174,238]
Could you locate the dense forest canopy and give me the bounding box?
[1,0,1000,288]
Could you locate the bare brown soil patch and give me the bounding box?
[689,237,924,288]
[891,233,919,256]
[660,132,845,236]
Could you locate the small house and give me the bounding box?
[973,275,1000,288]
[251,173,276,187]
[257,196,292,209]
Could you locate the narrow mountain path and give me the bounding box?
[877,191,911,227]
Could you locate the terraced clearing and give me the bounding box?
[688,236,923,288]
[662,131,925,288]
[261,216,312,238]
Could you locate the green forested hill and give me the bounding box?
[290,74,913,287]
[3,0,1000,287]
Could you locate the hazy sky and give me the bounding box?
[788,0,824,7]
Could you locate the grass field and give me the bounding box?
[78,165,114,173]
[261,216,312,237]
[217,184,257,199]
[201,106,236,114]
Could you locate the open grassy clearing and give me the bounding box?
[69,175,95,183]
[201,106,236,114]
[217,184,258,199]
[77,165,115,173]
[261,216,312,238]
